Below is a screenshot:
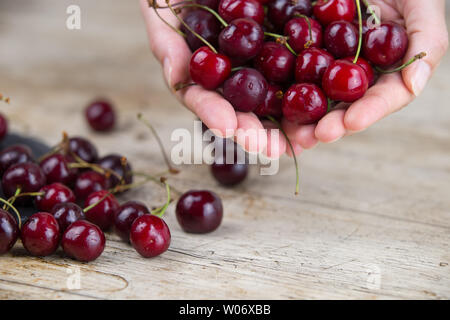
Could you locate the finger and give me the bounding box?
[344,72,413,132]
[183,85,237,138]
[400,0,449,96]
[140,0,191,87]
[282,119,318,149]
[233,112,267,154]
[260,120,287,159]
[285,142,303,158]
[315,109,347,143]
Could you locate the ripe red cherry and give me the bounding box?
[190,46,231,90]
[324,20,358,58]
[2,162,46,205]
[284,17,323,53]
[0,113,8,141]
[313,0,356,26]
[223,68,268,112]
[211,161,248,186]
[0,209,19,254]
[74,170,107,201]
[0,144,34,175]
[35,183,76,212]
[219,18,264,63]
[113,201,149,242]
[97,154,133,188]
[130,214,171,258]
[295,47,334,85]
[68,136,98,163]
[282,83,328,125]
[176,190,223,234]
[85,100,115,132]
[62,220,105,262]
[181,10,221,52]
[51,202,85,231]
[84,190,119,230]
[21,212,60,256]
[254,83,283,118]
[268,0,313,31]
[363,22,408,67]
[218,0,265,25]
[322,60,369,102]
[39,154,77,186]
[343,56,375,86]
[254,42,295,84]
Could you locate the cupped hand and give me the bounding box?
[140,0,448,159]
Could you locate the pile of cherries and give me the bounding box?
[0,100,226,262]
[153,0,423,127]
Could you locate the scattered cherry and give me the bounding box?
[190,46,231,90]
[74,170,107,201]
[113,201,149,242]
[62,220,105,262]
[0,144,34,175]
[130,214,171,258]
[84,190,119,230]
[324,20,358,58]
[39,153,77,186]
[211,160,248,186]
[21,212,60,256]
[313,0,356,26]
[69,136,99,163]
[254,42,295,84]
[35,183,76,212]
[284,17,323,53]
[182,10,221,52]
[176,190,223,234]
[0,209,19,254]
[0,113,8,141]
[51,202,85,232]
[282,83,328,125]
[254,83,283,118]
[85,100,116,132]
[295,47,334,85]
[97,154,133,188]
[218,0,265,25]
[268,0,313,31]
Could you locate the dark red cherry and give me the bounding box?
[0,113,8,141]
[51,202,85,232]
[74,171,107,201]
[84,190,119,230]
[268,0,313,31]
[211,161,248,186]
[62,220,105,262]
[190,47,232,90]
[223,68,268,112]
[113,201,149,242]
[322,60,369,102]
[176,190,223,234]
[96,154,132,188]
[284,17,323,53]
[0,209,19,254]
[254,83,283,118]
[363,22,408,67]
[85,100,115,132]
[196,0,220,10]
[254,42,295,84]
[39,154,77,186]
[324,20,358,58]
[0,144,34,175]
[343,56,375,86]
[181,10,221,52]
[282,83,328,125]
[2,162,46,205]
[68,136,98,163]
[313,0,356,26]
[218,0,265,25]
[219,18,264,63]
[35,183,76,212]
[295,47,334,85]
[21,212,60,256]
[130,214,171,258]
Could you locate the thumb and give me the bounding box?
[401,0,449,96]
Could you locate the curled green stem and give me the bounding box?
[353,0,363,63]
[0,198,21,229]
[83,192,112,213]
[179,3,228,27]
[264,32,298,56]
[375,52,427,74]
[293,13,313,49]
[151,180,171,217]
[148,0,186,37]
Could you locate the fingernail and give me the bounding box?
[411,61,431,96]
[163,57,172,87]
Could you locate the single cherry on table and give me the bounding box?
[52,202,85,232]
[35,182,76,212]
[74,170,107,201]
[130,214,171,258]
[84,190,119,231]
[40,153,77,186]
[62,220,105,262]
[113,200,149,242]
[0,209,19,255]
[21,212,60,257]
[85,100,116,132]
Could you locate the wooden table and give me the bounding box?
[0,1,449,299]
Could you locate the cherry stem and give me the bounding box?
[362,0,381,25]
[375,52,427,74]
[148,0,186,37]
[327,98,333,113]
[6,192,45,205]
[67,157,123,183]
[151,179,171,217]
[83,192,112,213]
[132,170,183,196]
[3,187,22,210]
[267,116,300,195]
[109,176,154,194]
[179,3,228,27]
[231,66,245,72]
[264,32,298,56]
[293,13,313,49]
[165,0,218,53]
[0,93,10,104]
[353,0,363,64]
[137,113,179,174]
[0,198,21,229]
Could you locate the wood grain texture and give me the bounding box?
[0,1,449,300]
